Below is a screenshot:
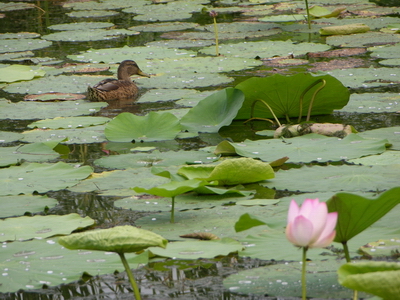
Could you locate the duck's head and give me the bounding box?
[119,60,150,78]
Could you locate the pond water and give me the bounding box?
[1,0,400,299]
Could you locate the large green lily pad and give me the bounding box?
[235,73,350,120]
[213,133,388,164]
[0,38,52,54]
[149,238,243,259]
[199,40,331,59]
[224,260,357,298]
[21,125,107,144]
[0,99,107,119]
[339,93,400,113]
[262,164,400,193]
[327,67,400,89]
[59,225,167,253]
[358,126,400,150]
[105,112,181,142]
[42,28,138,42]
[28,116,111,129]
[67,45,197,63]
[326,32,400,47]
[94,150,218,169]
[48,22,114,31]
[0,142,60,167]
[0,239,146,293]
[0,195,58,218]
[0,65,46,83]
[0,213,94,242]
[68,168,170,196]
[0,162,93,196]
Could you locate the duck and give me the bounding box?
[87,60,150,101]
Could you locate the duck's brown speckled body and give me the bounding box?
[87,60,150,101]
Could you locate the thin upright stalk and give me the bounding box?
[213,16,219,56]
[304,0,311,29]
[118,252,141,300]
[171,196,175,223]
[302,247,308,300]
[342,242,358,300]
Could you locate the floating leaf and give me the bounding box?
[0,65,46,83]
[320,23,370,36]
[28,116,110,129]
[0,195,58,218]
[180,88,244,133]
[105,112,181,142]
[148,238,243,259]
[0,213,95,242]
[0,162,93,196]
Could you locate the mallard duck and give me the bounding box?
[87,60,150,101]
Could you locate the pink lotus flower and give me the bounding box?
[286,198,338,248]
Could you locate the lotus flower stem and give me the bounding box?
[304,0,311,29]
[302,247,308,300]
[118,252,141,300]
[171,196,175,223]
[342,242,359,300]
[210,10,219,56]
[297,79,326,123]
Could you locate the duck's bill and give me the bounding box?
[138,69,151,77]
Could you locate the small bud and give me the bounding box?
[209,10,218,18]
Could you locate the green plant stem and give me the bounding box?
[250,99,282,127]
[342,242,358,300]
[118,252,141,300]
[342,241,351,262]
[171,196,175,223]
[213,17,219,56]
[302,247,308,300]
[304,0,311,29]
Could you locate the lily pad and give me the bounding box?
[369,43,400,59]
[128,22,199,32]
[262,164,400,193]
[180,88,245,133]
[67,10,119,18]
[224,260,354,298]
[0,195,58,218]
[59,225,167,253]
[0,38,52,54]
[22,125,107,144]
[359,239,400,258]
[94,150,218,169]
[339,92,400,113]
[0,162,93,196]
[149,238,243,259]
[326,67,400,89]
[199,40,331,59]
[68,168,170,196]
[0,142,60,167]
[213,133,388,164]
[48,22,114,31]
[105,112,181,142]
[0,99,107,119]
[326,32,400,47]
[0,65,46,83]
[349,151,400,165]
[0,239,146,293]
[358,126,400,150]
[28,116,110,129]
[42,28,138,42]
[67,45,197,63]
[24,92,86,101]
[235,73,350,120]
[0,213,94,242]
[0,131,23,143]
[338,261,400,300]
